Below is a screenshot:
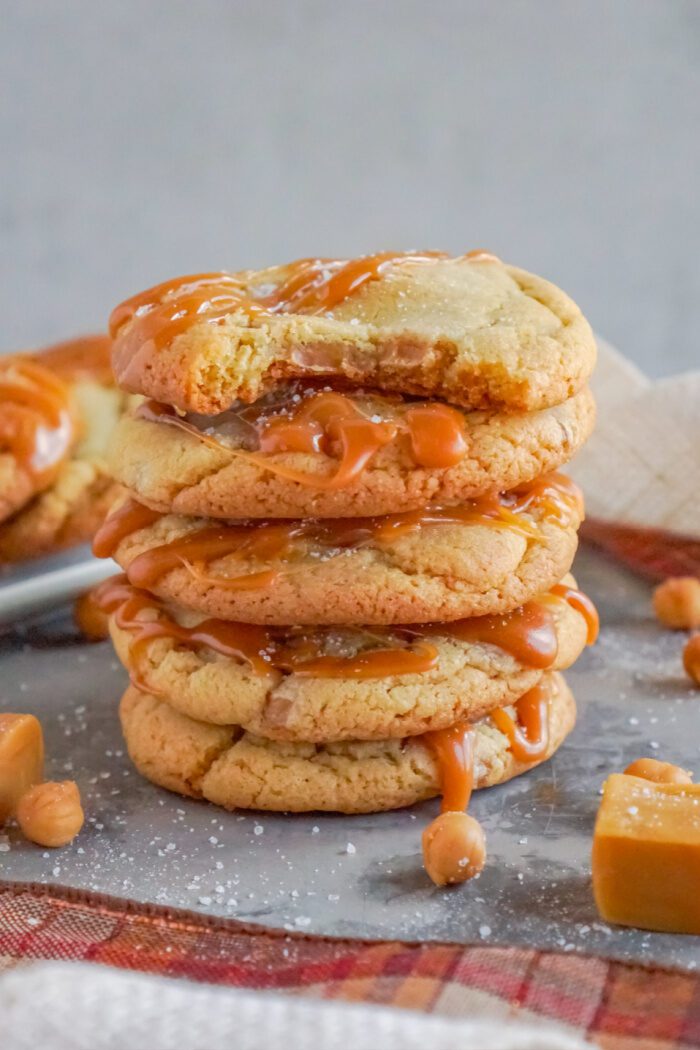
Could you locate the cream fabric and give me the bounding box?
[572,339,700,538]
[1,961,590,1050]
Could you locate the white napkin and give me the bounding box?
[572,339,700,539]
[1,961,590,1050]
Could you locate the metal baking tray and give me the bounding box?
[1,544,698,970]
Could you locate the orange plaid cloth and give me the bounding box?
[1,885,699,1050]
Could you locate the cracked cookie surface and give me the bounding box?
[119,672,575,813]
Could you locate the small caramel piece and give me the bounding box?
[624,757,693,785]
[683,635,700,686]
[422,811,486,886]
[74,588,110,641]
[16,780,84,847]
[593,773,700,933]
[652,577,700,629]
[0,714,44,824]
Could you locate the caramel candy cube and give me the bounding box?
[593,773,700,933]
[0,714,45,824]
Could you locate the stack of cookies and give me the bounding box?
[0,335,128,562]
[93,251,598,884]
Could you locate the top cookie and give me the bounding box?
[109,252,596,415]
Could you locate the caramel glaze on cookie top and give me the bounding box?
[0,358,77,522]
[95,571,596,739]
[92,473,584,625]
[109,382,595,519]
[108,251,596,415]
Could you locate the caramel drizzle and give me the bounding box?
[423,723,475,812]
[92,499,163,559]
[95,574,596,683]
[491,681,551,762]
[92,475,581,595]
[424,677,554,816]
[548,582,599,645]
[109,250,499,372]
[136,387,470,490]
[0,359,75,482]
[94,575,439,683]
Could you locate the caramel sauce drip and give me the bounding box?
[137,388,469,489]
[92,499,162,559]
[0,359,75,483]
[491,681,551,762]
[438,602,559,669]
[94,575,439,682]
[93,489,546,595]
[27,334,113,384]
[109,250,501,381]
[505,472,584,526]
[549,582,599,645]
[95,568,596,685]
[424,677,553,816]
[423,724,475,813]
[94,575,273,680]
[92,475,581,596]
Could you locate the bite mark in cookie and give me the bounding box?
[109,252,596,414]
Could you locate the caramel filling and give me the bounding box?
[109,250,499,383]
[136,386,470,489]
[0,359,75,484]
[92,474,581,595]
[95,574,596,683]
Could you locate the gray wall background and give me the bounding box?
[2,0,699,376]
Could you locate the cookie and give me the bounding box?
[103,572,595,740]
[108,385,595,519]
[109,252,596,415]
[94,474,583,625]
[0,336,131,562]
[0,459,120,562]
[118,672,576,813]
[0,357,78,524]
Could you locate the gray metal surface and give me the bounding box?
[1,545,698,970]
[0,548,117,627]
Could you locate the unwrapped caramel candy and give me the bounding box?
[0,714,44,824]
[593,773,700,934]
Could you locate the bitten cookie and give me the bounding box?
[110,252,596,415]
[108,385,595,519]
[104,573,595,740]
[119,672,576,813]
[94,475,583,625]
